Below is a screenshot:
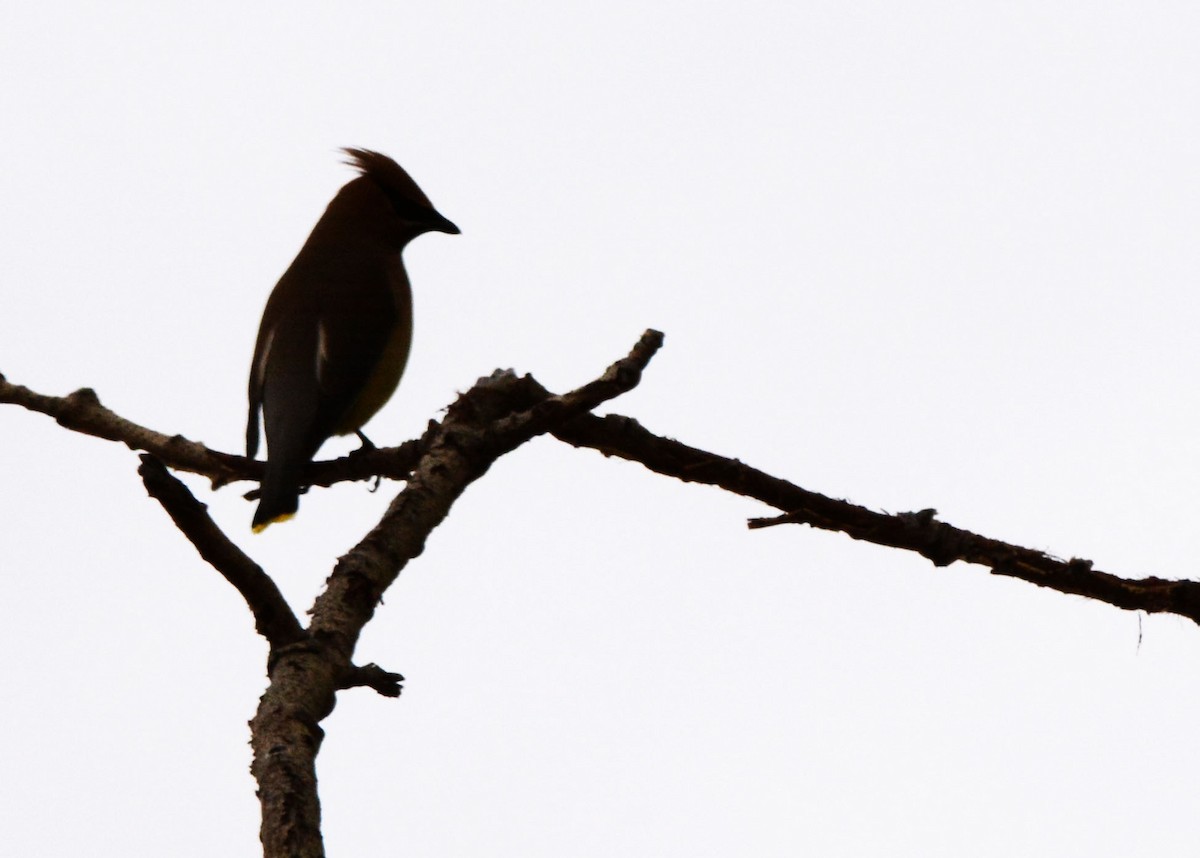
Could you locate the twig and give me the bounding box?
[336,663,404,697]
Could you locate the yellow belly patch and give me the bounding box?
[332,318,412,435]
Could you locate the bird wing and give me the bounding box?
[247,247,400,464]
[246,300,282,460]
[310,261,398,435]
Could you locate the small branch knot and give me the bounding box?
[337,663,405,697]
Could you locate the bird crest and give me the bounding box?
[342,148,434,209]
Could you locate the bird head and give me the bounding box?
[340,147,460,246]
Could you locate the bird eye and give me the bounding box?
[384,192,426,222]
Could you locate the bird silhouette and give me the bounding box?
[246,148,459,531]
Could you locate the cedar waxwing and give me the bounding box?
[246,148,458,532]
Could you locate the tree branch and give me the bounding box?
[0,371,422,491]
[250,329,664,858]
[307,328,664,659]
[137,454,305,648]
[11,328,1200,857]
[551,413,1200,625]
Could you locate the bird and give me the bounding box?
[246,148,459,532]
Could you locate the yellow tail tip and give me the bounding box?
[252,512,296,534]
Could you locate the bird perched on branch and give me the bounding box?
[246,148,459,532]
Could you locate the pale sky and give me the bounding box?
[3,3,1199,856]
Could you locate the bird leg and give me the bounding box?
[354,430,382,492]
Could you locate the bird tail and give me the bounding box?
[252,460,302,533]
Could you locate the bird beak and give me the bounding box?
[426,211,461,235]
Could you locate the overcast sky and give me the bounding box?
[3,3,1199,856]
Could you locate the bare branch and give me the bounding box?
[1,374,243,482]
[0,371,422,492]
[307,329,664,660]
[17,327,1199,856]
[13,325,1197,630]
[249,330,663,857]
[137,455,306,647]
[552,413,1200,625]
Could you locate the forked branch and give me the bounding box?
[6,328,1199,858]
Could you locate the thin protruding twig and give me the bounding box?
[336,663,405,697]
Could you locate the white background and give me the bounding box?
[2,3,1199,855]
